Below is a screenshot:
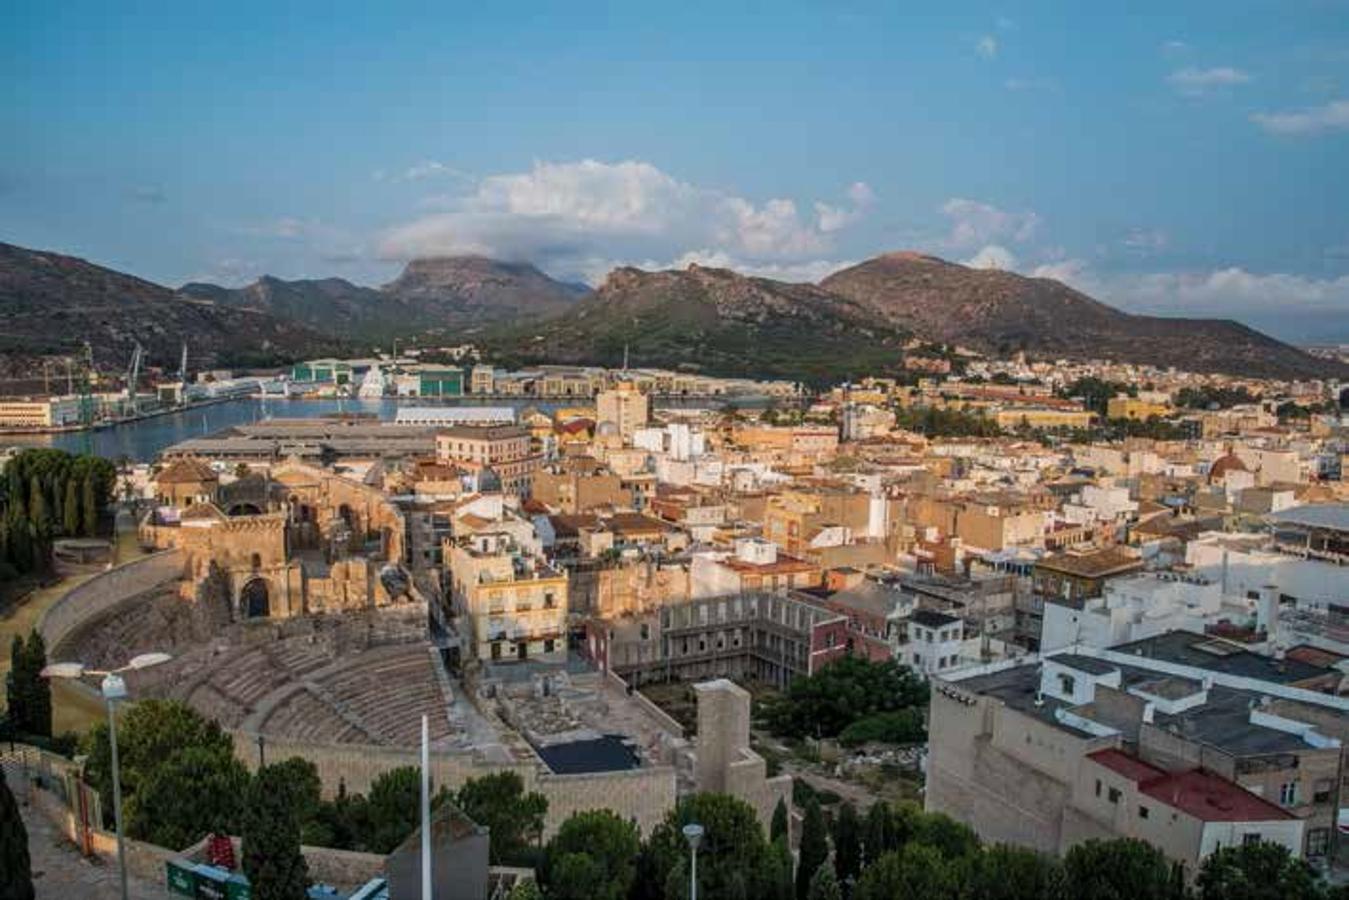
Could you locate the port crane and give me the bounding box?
[123,342,144,416]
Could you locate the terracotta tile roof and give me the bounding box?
[157,458,218,484]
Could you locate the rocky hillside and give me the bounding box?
[182,255,587,341]
[821,252,1341,379]
[0,242,338,378]
[381,255,586,324]
[490,263,911,382]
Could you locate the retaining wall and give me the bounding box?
[38,549,185,655]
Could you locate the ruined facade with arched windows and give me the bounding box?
[139,458,412,619]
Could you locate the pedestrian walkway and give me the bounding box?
[20,792,169,900]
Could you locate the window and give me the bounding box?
[639,624,650,641]
[544,592,556,609]
[1312,779,1332,804]
[1138,806,1149,819]
[1242,833,1262,847]
[1306,828,1330,858]
[1279,782,1298,806]
[1058,673,1076,696]
[544,639,555,654]
[1095,779,1102,798]
[1107,787,1121,804]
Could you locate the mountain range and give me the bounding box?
[0,240,1341,383]
[179,255,586,341]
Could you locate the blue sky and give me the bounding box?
[3,1,1348,341]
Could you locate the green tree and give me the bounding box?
[796,800,829,900]
[762,837,795,900]
[266,757,323,841]
[21,632,50,738]
[853,844,964,900]
[241,763,310,900]
[455,770,547,865]
[1196,842,1322,900]
[1062,838,1175,900]
[361,766,422,854]
[507,881,542,900]
[643,793,768,900]
[967,844,1063,900]
[127,745,248,849]
[82,699,234,828]
[27,476,48,536]
[0,767,35,900]
[912,810,980,860]
[81,475,98,537]
[831,801,862,885]
[862,801,896,865]
[542,809,641,900]
[764,656,928,740]
[807,866,843,900]
[5,635,29,735]
[4,631,50,737]
[771,796,789,844]
[61,478,80,536]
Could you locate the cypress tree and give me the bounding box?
[0,767,35,900]
[23,632,51,738]
[771,796,789,844]
[832,801,862,886]
[6,510,31,574]
[807,866,842,900]
[27,476,48,536]
[6,635,28,734]
[242,764,310,900]
[62,478,80,536]
[863,801,895,865]
[796,800,829,900]
[81,476,98,537]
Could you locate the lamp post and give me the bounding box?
[682,822,704,900]
[43,652,172,900]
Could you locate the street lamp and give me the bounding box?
[43,652,172,900]
[682,822,704,900]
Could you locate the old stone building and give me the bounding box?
[140,459,411,620]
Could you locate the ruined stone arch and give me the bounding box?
[240,576,271,619]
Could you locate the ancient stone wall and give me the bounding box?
[228,730,677,836]
[39,549,185,655]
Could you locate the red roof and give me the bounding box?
[1141,770,1296,823]
[1088,748,1166,783]
[1089,749,1295,824]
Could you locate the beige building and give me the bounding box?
[596,381,649,440]
[446,531,569,664]
[435,424,540,496]
[0,396,82,428]
[926,641,1348,869]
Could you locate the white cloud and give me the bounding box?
[964,244,1017,270]
[815,181,876,233]
[1161,40,1189,56]
[1112,267,1349,316]
[1014,257,1349,320]
[1167,66,1251,96]
[668,250,854,284]
[378,159,872,281]
[976,35,998,59]
[1029,258,1090,284]
[1121,228,1169,254]
[940,198,1039,249]
[1251,99,1349,135]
